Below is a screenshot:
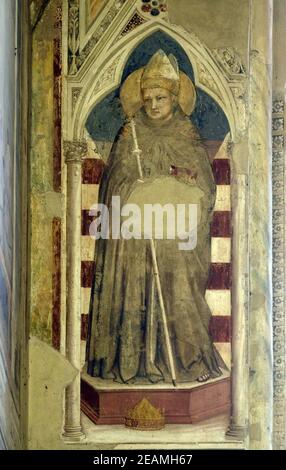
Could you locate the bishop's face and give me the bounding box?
[142,87,176,121]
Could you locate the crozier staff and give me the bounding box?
[129,116,177,387]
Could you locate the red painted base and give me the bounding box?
[81,375,231,425]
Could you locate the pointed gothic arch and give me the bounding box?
[66,20,245,142]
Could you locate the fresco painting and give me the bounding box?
[0,0,278,451]
[86,0,108,27]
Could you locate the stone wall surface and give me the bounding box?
[0,0,21,450]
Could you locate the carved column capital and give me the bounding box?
[64,140,87,164]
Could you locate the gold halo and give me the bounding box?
[120,67,196,118]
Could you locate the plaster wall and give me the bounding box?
[167,0,250,66]
[273,0,286,92]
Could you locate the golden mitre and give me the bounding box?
[120,49,196,118]
[141,49,180,95]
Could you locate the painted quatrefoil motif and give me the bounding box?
[141,0,167,16]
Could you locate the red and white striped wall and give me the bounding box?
[206,138,232,369]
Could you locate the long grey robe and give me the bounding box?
[86,108,222,383]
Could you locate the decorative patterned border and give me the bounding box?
[52,218,61,351]
[272,97,286,450]
[53,36,62,192]
[68,0,127,74]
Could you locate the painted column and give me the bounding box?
[63,140,87,441]
[226,0,273,446]
[226,173,248,440]
[247,0,273,449]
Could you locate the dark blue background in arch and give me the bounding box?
[86,31,230,142]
